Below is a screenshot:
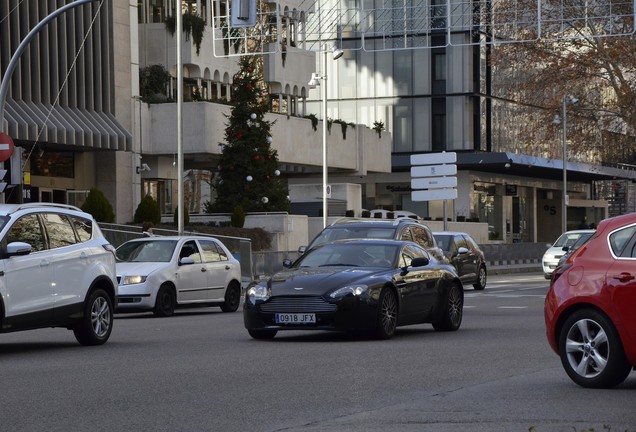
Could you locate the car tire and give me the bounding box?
[558,309,631,388]
[220,281,241,312]
[248,329,277,340]
[73,288,113,346]
[374,287,398,340]
[473,265,487,290]
[153,284,176,317]
[432,282,463,332]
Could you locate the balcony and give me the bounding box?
[144,101,391,175]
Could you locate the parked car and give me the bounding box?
[116,236,242,317]
[541,229,595,279]
[432,231,487,290]
[0,203,117,345]
[299,218,446,262]
[244,239,463,340]
[556,230,595,268]
[545,213,636,388]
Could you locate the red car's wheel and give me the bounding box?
[559,309,631,388]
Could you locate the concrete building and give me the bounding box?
[2,0,635,245]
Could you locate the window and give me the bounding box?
[71,216,93,242]
[609,226,636,256]
[42,213,77,249]
[199,240,228,262]
[180,241,202,263]
[6,214,46,251]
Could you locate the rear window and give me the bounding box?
[609,226,636,256]
[310,227,395,247]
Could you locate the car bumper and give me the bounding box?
[243,296,378,332]
[115,284,155,310]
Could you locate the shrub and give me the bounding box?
[81,188,115,223]
[231,206,246,228]
[134,195,161,225]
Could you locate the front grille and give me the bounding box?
[259,296,337,313]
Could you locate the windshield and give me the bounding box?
[295,243,399,269]
[116,240,177,262]
[553,232,590,248]
[309,227,395,249]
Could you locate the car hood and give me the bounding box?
[265,267,384,296]
[116,261,169,276]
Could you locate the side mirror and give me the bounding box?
[7,241,32,256]
[410,256,429,268]
[298,246,307,254]
[179,257,195,266]
[457,246,469,255]
[282,258,293,268]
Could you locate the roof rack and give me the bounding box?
[13,203,82,212]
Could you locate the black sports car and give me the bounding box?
[243,239,464,340]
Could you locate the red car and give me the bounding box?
[545,212,636,388]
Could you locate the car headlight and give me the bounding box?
[247,283,270,304]
[330,285,369,299]
[121,275,147,285]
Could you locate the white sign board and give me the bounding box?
[410,152,456,166]
[412,188,458,201]
[411,164,457,178]
[411,177,457,190]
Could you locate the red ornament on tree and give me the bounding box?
[254,155,261,160]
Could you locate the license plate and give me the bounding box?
[275,313,316,324]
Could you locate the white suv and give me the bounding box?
[0,203,117,345]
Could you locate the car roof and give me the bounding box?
[327,238,420,246]
[121,235,220,242]
[433,231,471,236]
[0,202,84,216]
[326,217,426,228]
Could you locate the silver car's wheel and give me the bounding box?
[559,309,631,388]
[73,289,113,346]
[473,265,487,290]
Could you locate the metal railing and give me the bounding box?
[98,223,255,283]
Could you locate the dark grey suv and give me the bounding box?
[300,218,446,262]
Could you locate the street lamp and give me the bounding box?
[554,94,578,232]
[308,45,344,228]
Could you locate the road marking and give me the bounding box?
[497,306,528,309]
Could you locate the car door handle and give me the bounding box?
[612,272,635,282]
[225,265,230,270]
[201,267,207,272]
[40,260,50,267]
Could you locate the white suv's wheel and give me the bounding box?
[73,288,114,346]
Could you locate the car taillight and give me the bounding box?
[102,244,116,256]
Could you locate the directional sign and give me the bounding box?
[411,177,457,190]
[410,152,456,166]
[412,188,458,201]
[411,164,457,178]
[0,132,14,162]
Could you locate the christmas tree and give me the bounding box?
[209,56,290,213]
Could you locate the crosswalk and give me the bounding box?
[462,273,549,310]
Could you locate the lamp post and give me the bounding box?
[557,94,578,233]
[309,45,343,228]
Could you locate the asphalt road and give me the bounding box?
[1,273,635,432]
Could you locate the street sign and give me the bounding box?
[411,164,457,178]
[412,188,458,201]
[410,152,457,166]
[411,177,457,190]
[0,132,15,162]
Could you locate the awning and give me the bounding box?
[4,100,131,151]
[394,152,636,182]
